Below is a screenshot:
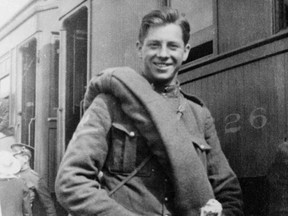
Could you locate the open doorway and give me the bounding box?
[20,39,37,153]
[64,7,88,146]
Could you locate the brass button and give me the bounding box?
[129,131,135,137]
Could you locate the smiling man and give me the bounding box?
[55,8,243,216]
[136,19,190,86]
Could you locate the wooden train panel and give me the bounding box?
[179,33,288,177]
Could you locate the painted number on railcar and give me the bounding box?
[224,107,267,134]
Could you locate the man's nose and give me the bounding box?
[157,46,169,58]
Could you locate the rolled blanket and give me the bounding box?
[84,67,214,215]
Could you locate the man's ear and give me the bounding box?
[183,43,191,61]
[136,41,143,59]
[24,155,30,163]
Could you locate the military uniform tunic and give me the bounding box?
[0,177,32,216]
[18,167,57,216]
[56,77,243,216]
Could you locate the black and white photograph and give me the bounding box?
[0,1,287,215]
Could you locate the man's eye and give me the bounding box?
[169,44,179,50]
[148,43,159,48]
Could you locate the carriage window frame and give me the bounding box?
[274,0,288,33]
[0,54,11,99]
[0,54,11,136]
[170,0,217,64]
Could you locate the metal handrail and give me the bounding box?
[80,99,84,118]
[28,117,36,146]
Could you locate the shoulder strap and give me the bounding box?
[108,154,153,196]
[180,90,204,107]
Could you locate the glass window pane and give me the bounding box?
[274,0,288,32]
[0,57,10,78]
[0,76,10,98]
[172,0,214,62]
[172,0,213,34]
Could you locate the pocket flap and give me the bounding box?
[191,137,211,151]
[112,122,138,137]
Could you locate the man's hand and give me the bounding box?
[200,199,222,216]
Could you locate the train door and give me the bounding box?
[47,33,60,190]
[62,7,88,146]
[20,39,37,153]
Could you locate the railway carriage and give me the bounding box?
[1,0,288,215]
[0,0,60,203]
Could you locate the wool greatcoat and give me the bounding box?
[55,67,243,216]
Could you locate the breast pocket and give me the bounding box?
[192,137,211,170]
[106,122,151,177]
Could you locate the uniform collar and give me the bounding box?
[20,166,31,173]
[152,81,181,98]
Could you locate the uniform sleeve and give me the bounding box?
[55,94,138,216]
[35,177,57,216]
[203,107,244,216]
[23,181,32,216]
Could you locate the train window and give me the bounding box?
[0,55,10,98]
[171,0,215,63]
[0,75,9,98]
[0,55,12,136]
[183,41,213,64]
[0,97,10,137]
[274,0,288,33]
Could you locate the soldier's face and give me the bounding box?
[14,154,29,168]
[136,23,190,86]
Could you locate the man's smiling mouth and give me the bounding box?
[153,62,172,69]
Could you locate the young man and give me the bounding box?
[55,8,243,216]
[11,143,57,216]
